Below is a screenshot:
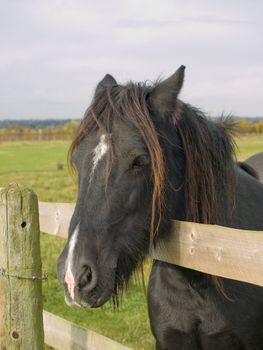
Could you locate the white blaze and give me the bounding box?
[65,135,109,300]
[89,134,109,184]
[65,225,79,300]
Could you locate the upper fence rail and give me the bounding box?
[39,201,263,288]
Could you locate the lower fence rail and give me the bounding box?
[43,310,132,350]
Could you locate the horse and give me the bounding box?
[237,161,259,180]
[243,152,263,183]
[57,66,263,349]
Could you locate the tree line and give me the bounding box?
[0,120,80,141]
[237,119,263,134]
[0,118,263,142]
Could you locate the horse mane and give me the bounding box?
[70,80,236,239]
[172,104,236,224]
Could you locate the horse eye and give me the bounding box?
[131,155,149,170]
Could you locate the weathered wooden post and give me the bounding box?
[0,184,44,349]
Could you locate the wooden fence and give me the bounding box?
[39,201,263,287]
[1,184,263,349]
[0,133,73,143]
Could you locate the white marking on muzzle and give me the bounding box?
[89,134,109,184]
[64,225,79,300]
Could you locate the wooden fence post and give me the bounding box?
[0,184,44,349]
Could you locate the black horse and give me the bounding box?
[57,66,263,349]
[243,152,263,183]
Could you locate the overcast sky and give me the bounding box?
[1,0,263,119]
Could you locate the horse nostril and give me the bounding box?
[78,265,97,291]
[78,266,92,288]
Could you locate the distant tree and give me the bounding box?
[254,121,263,134]
[237,119,254,133]
[63,120,79,135]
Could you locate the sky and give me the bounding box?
[1,0,263,120]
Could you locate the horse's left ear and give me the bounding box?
[95,74,117,95]
[149,65,185,115]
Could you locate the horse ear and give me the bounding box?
[149,65,185,115]
[95,74,117,95]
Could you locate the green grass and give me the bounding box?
[235,135,263,161]
[0,135,262,350]
[0,141,76,202]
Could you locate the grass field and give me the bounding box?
[234,135,263,161]
[0,135,262,350]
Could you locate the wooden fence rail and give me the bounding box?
[43,311,132,350]
[39,201,263,287]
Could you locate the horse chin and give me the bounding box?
[67,279,115,309]
[64,290,112,308]
[91,292,112,308]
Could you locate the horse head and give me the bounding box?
[57,66,186,307]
